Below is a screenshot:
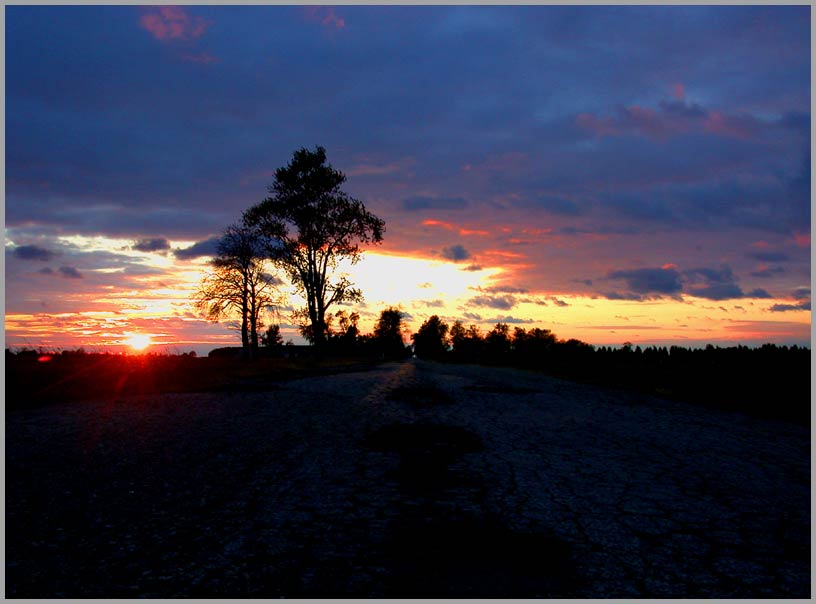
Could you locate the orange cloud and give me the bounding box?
[140,6,211,41]
[421,219,489,237]
[460,228,490,237]
[422,219,455,230]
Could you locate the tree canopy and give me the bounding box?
[244,146,385,347]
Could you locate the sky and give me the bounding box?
[4,4,812,354]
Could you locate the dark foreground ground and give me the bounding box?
[5,359,811,597]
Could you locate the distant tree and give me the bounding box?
[243,146,385,348]
[334,309,360,339]
[194,223,280,360]
[262,324,284,347]
[412,315,449,360]
[371,307,408,358]
[485,322,512,361]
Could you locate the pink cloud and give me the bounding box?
[345,157,414,177]
[577,98,763,142]
[703,111,759,141]
[301,6,345,30]
[791,231,810,248]
[672,82,686,101]
[576,113,619,137]
[140,6,211,41]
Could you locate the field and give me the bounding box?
[5,351,376,410]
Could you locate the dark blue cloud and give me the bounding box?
[485,315,535,324]
[58,266,83,279]
[607,267,683,296]
[682,267,773,300]
[403,196,469,211]
[133,238,172,253]
[174,237,223,260]
[441,244,470,262]
[604,265,773,301]
[750,266,785,279]
[469,295,516,310]
[748,250,791,263]
[12,244,57,261]
[769,301,810,312]
[531,195,583,216]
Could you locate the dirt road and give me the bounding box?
[5,359,810,597]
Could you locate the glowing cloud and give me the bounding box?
[140,6,210,41]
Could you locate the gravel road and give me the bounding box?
[5,359,810,597]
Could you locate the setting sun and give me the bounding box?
[125,333,152,351]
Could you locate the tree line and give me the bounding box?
[411,314,810,425]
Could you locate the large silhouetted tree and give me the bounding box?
[195,223,280,359]
[244,146,385,348]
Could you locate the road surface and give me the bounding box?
[6,359,810,597]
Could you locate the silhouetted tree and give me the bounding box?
[262,324,284,347]
[485,322,512,362]
[371,307,408,358]
[195,224,280,359]
[243,146,385,348]
[412,315,449,360]
[329,309,361,352]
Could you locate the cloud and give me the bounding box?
[469,295,516,310]
[549,297,569,307]
[463,312,482,321]
[792,287,811,300]
[576,98,764,142]
[174,237,221,259]
[477,285,528,294]
[140,6,211,41]
[607,267,683,296]
[462,264,483,272]
[301,6,345,29]
[750,266,785,279]
[12,244,57,261]
[485,316,535,324]
[132,237,172,253]
[38,267,54,275]
[682,267,772,300]
[404,196,469,211]
[419,299,445,308]
[532,195,583,215]
[747,250,791,263]
[441,244,470,262]
[769,301,811,312]
[745,288,772,299]
[601,291,644,301]
[603,265,773,301]
[58,266,83,279]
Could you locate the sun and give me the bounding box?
[125,333,152,351]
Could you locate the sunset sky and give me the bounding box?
[5,5,812,354]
